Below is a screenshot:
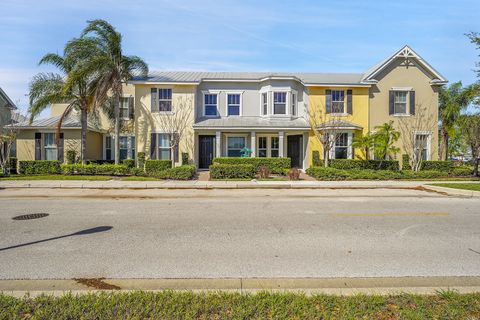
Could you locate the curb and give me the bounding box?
[425,185,480,198]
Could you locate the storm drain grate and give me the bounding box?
[12,213,49,221]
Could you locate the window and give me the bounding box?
[415,134,430,161]
[262,92,268,115]
[273,92,287,115]
[394,91,408,114]
[291,92,297,116]
[258,137,267,157]
[159,89,172,112]
[158,134,172,160]
[44,133,57,160]
[105,136,135,160]
[271,137,279,157]
[105,136,112,160]
[331,90,345,113]
[120,97,130,119]
[334,133,349,159]
[227,93,241,116]
[204,93,218,116]
[227,137,245,157]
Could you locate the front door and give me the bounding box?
[199,135,215,169]
[287,135,303,168]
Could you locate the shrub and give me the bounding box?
[61,164,129,176]
[129,167,146,176]
[8,157,17,174]
[19,160,61,174]
[87,160,115,165]
[66,150,76,164]
[451,166,472,177]
[287,168,301,180]
[137,152,146,169]
[312,151,321,167]
[209,164,256,179]
[420,161,454,172]
[155,165,196,180]
[145,160,172,176]
[181,152,189,166]
[329,159,399,171]
[212,157,290,174]
[402,154,411,170]
[122,159,135,169]
[258,165,270,179]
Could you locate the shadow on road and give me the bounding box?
[0,226,113,252]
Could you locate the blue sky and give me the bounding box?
[1,0,479,114]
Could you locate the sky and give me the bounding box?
[1,0,479,114]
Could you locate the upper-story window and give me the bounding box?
[331,90,345,113]
[394,91,408,114]
[227,93,241,116]
[262,92,268,116]
[204,93,218,116]
[120,97,134,119]
[291,92,297,116]
[150,88,172,112]
[273,92,287,115]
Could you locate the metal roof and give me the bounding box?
[12,114,102,132]
[193,116,310,130]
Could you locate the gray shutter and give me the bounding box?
[129,97,134,119]
[57,133,64,162]
[347,90,353,114]
[389,90,395,115]
[151,88,158,112]
[150,133,156,159]
[35,132,42,160]
[173,133,179,163]
[409,90,415,115]
[325,90,332,113]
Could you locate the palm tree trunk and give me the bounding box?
[473,146,479,177]
[441,128,449,160]
[81,106,87,164]
[114,94,120,165]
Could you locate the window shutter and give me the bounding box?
[325,90,332,113]
[150,133,157,159]
[129,97,134,119]
[173,133,179,163]
[57,133,64,162]
[151,88,158,112]
[347,90,353,114]
[35,132,42,160]
[389,90,395,115]
[409,90,415,115]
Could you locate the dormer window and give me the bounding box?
[273,92,287,115]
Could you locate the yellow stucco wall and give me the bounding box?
[306,86,370,166]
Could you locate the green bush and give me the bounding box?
[137,152,146,169]
[210,164,256,179]
[181,152,189,165]
[312,151,321,167]
[8,157,17,174]
[129,167,145,176]
[145,160,172,175]
[329,159,399,171]
[212,157,290,174]
[402,154,411,170]
[155,165,196,180]
[19,160,61,174]
[451,166,472,177]
[420,161,454,172]
[66,150,76,164]
[122,159,135,169]
[61,164,129,176]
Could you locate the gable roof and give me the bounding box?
[0,87,16,109]
[362,45,447,85]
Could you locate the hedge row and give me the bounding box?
[210,164,256,179]
[18,161,61,174]
[329,159,399,171]
[212,157,290,174]
[61,164,131,176]
[421,161,455,172]
[145,160,172,175]
[306,166,473,181]
[153,165,196,180]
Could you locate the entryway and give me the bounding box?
[198,135,215,169]
[287,135,303,168]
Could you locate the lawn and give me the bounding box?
[1,291,479,319]
[430,183,480,192]
[121,176,160,181]
[0,175,113,181]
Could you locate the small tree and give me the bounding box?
[373,121,400,160]
[459,114,480,176]
[352,132,375,160]
[0,113,22,175]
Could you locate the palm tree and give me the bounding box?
[352,132,374,160]
[373,121,400,160]
[438,82,473,160]
[29,51,95,164]
[68,19,148,164]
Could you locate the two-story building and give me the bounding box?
[12,45,446,169]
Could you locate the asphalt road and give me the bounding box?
[0,188,479,279]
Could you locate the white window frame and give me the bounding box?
[156,133,173,160]
[260,92,268,116]
[273,91,288,115]
[391,87,412,116]
[393,90,408,115]
[158,88,173,112]
[43,132,58,161]
[257,134,280,158]
[413,131,431,161]
[331,90,345,114]
[226,92,243,116]
[103,134,136,160]
[329,132,353,159]
[224,134,248,157]
[119,96,131,120]
[202,91,219,117]
[291,90,297,116]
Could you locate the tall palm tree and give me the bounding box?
[438,82,472,160]
[29,51,95,164]
[373,121,400,160]
[68,19,148,164]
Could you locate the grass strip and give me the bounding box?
[430,183,480,191]
[0,175,112,181]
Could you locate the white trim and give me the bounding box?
[193,126,311,131]
[256,133,280,158]
[413,131,432,161]
[202,91,219,117]
[224,133,248,157]
[128,81,199,85]
[226,91,243,116]
[391,86,413,91]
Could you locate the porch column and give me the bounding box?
[347,132,353,159]
[279,131,285,157]
[215,131,221,158]
[250,131,256,157]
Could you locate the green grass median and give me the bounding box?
[430,183,480,191]
[0,175,112,181]
[1,291,479,319]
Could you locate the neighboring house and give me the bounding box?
[0,87,16,132]
[10,45,446,169]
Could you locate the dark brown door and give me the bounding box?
[199,135,215,169]
[287,135,303,168]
